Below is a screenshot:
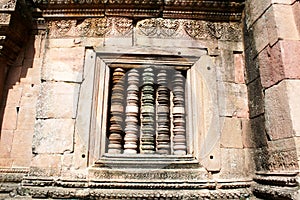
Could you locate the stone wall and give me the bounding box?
[0,0,299,199]
[0,15,255,198]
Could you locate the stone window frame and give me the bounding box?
[87,47,221,170]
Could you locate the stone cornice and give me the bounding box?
[34,0,245,21]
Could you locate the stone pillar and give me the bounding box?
[245,0,300,198]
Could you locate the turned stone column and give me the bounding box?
[140,67,155,154]
[124,69,140,154]
[156,69,171,154]
[107,68,125,154]
[172,71,186,155]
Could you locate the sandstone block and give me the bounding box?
[0,130,14,158]
[33,119,74,154]
[220,117,243,148]
[16,107,36,130]
[219,49,234,82]
[31,154,62,176]
[259,40,300,88]
[258,42,284,88]
[267,4,299,46]
[245,0,296,28]
[218,82,249,118]
[242,116,268,148]
[251,14,269,54]
[247,78,264,118]
[281,40,300,79]
[293,2,300,34]
[234,53,245,84]
[219,148,246,179]
[37,82,80,119]
[5,85,22,107]
[265,80,294,140]
[1,107,18,130]
[11,130,33,156]
[286,80,300,137]
[42,47,85,82]
[11,130,33,167]
[244,46,260,83]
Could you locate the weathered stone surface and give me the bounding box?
[286,80,300,137]
[218,82,248,118]
[16,107,36,131]
[1,107,18,130]
[293,2,300,34]
[219,148,246,179]
[265,81,293,140]
[0,130,14,158]
[281,40,300,79]
[258,43,284,88]
[234,53,245,84]
[259,40,300,88]
[242,116,268,148]
[220,117,243,149]
[244,46,260,83]
[11,130,33,167]
[42,47,85,83]
[31,154,62,176]
[247,78,264,118]
[4,85,22,107]
[33,119,75,154]
[37,82,80,119]
[266,4,299,46]
[252,14,271,54]
[245,0,297,28]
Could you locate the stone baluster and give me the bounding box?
[124,69,140,154]
[156,69,171,154]
[172,70,187,155]
[108,68,125,154]
[140,67,156,154]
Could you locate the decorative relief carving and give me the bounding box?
[138,18,180,37]
[1,0,16,9]
[0,13,11,24]
[255,148,299,172]
[137,18,242,41]
[48,17,132,38]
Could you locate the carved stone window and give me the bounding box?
[88,48,220,170]
[107,67,187,155]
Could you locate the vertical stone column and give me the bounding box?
[245,0,300,198]
[140,67,155,154]
[108,68,125,154]
[156,69,171,154]
[172,71,186,155]
[124,69,140,154]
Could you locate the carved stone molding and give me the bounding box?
[34,0,244,21]
[252,172,299,199]
[47,17,132,38]
[47,17,242,41]
[137,18,242,41]
[254,147,299,172]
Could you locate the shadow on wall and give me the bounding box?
[0,35,36,167]
[243,16,270,172]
